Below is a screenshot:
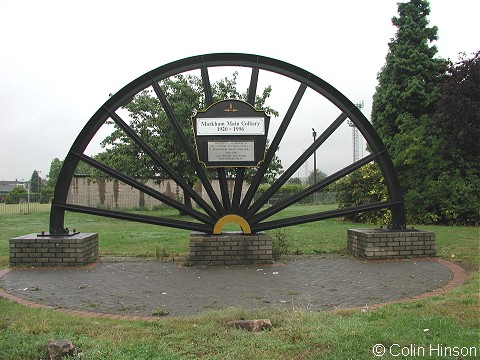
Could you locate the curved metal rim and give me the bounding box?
[50,53,406,233]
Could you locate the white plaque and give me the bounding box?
[208,141,255,162]
[197,117,265,135]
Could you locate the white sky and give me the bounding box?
[0,0,478,182]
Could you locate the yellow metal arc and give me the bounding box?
[213,215,251,235]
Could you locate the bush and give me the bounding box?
[5,186,28,204]
[404,169,480,226]
[40,186,54,203]
[335,162,480,226]
[255,184,336,205]
[335,163,392,225]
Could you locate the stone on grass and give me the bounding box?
[47,339,75,359]
[226,319,272,332]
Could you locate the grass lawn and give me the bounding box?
[0,206,478,359]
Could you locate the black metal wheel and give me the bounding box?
[50,53,405,235]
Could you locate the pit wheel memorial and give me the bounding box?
[48,53,406,238]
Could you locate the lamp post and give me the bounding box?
[37,170,41,193]
[35,170,41,203]
[312,128,317,185]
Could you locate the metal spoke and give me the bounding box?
[251,201,402,232]
[201,65,233,213]
[151,80,225,216]
[106,108,216,218]
[201,66,213,107]
[231,168,245,212]
[217,168,231,212]
[250,153,380,224]
[247,67,259,106]
[240,82,307,212]
[75,153,214,224]
[58,204,211,233]
[245,111,348,218]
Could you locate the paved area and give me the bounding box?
[0,256,455,317]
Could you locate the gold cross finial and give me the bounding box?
[224,103,238,112]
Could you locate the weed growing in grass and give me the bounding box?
[182,256,193,266]
[155,246,169,259]
[81,300,100,308]
[272,229,290,260]
[116,301,127,312]
[152,308,169,316]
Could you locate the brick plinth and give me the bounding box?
[348,228,436,260]
[9,233,98,267]
[189,232,272,265]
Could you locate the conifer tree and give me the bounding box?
[371,0,445,152]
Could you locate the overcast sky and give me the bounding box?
[1,0,478,182]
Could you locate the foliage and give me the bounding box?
[74,160,96,175]
[372,0,446,152]
[391,109,479,225]
[39,186,54,204]
[97,72,283,207]
[404,169,480,225]
[99,74,201,184]
[28,170,42,193]
[339,111,479,226]
[5,186,28,204]
[307,169,327,185]
[287,177,302,185]
[248,139,284,185]
[255,181,336,205]
[256,184,306,202]
[427,51,480,225]
[271,229,290,260]
[365,1,479,225]
[436,51,480,169]
[46,158,63,188]
[335,163,392,225]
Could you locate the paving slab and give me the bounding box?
[0,256,456,317]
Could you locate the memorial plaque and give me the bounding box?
[192,100,270,168]
[207,141,255,162]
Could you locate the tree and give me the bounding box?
[97,73,282,209]
[287,177,302,185]
[436,51,480,171]
[350,1,479,225]
[432,51,480,225]
[29,170,42,195]
[369,0,449,224]
[307,169,327,186]
[371,0,446,152]
[46,158,63,188]
[390,51,480,225]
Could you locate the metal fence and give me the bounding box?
[0,200,52,215]
[263,192,338,206]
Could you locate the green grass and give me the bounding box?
[0,206,478,359]
[0,205,360,264]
